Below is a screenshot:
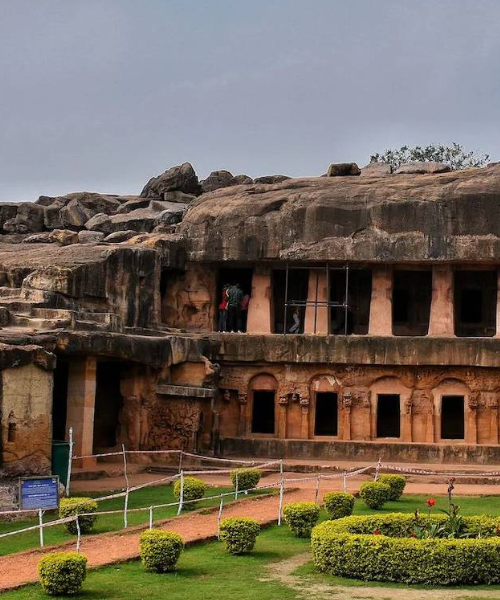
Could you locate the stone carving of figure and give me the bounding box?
[278,394,289,406]
[468,392,479,411]
[222,389,231,403]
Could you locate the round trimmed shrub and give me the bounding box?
[311,515,500,585]
[38,552,87,595]
[139,529,184,573]
[323,492,355,520]
[378,475,407,501]
[219,517,260,554]
[359,482,391,509]
[59,497,98,535]
[173,476,206,507]
[230,468,262,491]
[283,502,320,537]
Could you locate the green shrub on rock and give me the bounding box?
[359,482,391,509]
[219,517,260,554]
[173,476,206,507]
[378,475,407,501]
[38,552,87,595]
[230,468,262,491]
[139,529,184,573]
[283,502,320,537]
[323,492,355,520]
[59,497,98,535]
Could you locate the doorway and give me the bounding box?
[376,394,400,438]
[314,392,338,436]
[251,391,275,434]
[441,396,465,439]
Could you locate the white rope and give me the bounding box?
[0,515,77,539]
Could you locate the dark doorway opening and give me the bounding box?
[330,269,372,335]
[93,362,124,451]
[272,268,309,333]
[52,359,69,441]
[160,268,185,325]
[441,395,465,439]
[392,270,432,336]
[314,392,338,436]
[376,394,400,438]
[454,270,497,337]
[251,391,275,434]
[217,267,253,332]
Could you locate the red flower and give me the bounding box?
[427,498,436,508]
[374,528,381,535]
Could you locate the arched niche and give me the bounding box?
[370,376,412,440]
[432,378,470,442]
[248,373,278,436]
[309,374,341,439]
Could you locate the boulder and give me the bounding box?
[43,200,65,230]
[201,170,234,193]
[3,203,45,233]
[163,190,197,203]
[85,213,114,234]
[59,199,95,228]
[395,162,451,175]
[326,163,361,177]
[140,162,201,198]
[48,229,79,246]
[24,232,52,243]
[232,174,253,185]
[86,209,158,234]
[60,195,121,229]
[254,175,290,184]
[35,195,57,206]
[116,198,151,214]
[360,163,393,177]
[77,230,105,244]
[154,206,187,228]
[0,203,21,232]
[104,230,138,243]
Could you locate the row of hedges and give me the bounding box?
[311,514,500,585]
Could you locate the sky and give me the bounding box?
[0,0,499,202]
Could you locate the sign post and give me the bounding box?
[19,476,60,511]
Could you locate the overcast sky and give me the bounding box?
[0,0,498,202]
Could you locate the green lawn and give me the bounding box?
[0,484,240,556]
[4,513,500,600]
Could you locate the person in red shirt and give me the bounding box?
[218,284,229,332]
[240,292,250,332]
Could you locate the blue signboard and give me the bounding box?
[19,476,59,510]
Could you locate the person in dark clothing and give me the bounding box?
[226,283,244,332]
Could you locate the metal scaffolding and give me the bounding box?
[282,263,351,335]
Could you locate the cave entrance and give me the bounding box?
[441,395,465,440]
[376,394,400,438]
[272,268,309,333]
[392,270,432,336]
[251,390,275,434]
[92,361,124,452]
[52,358,69,442]
[216,267,253,332]
[314,392,338,436]
[330,268,372,335]
[454,270,497,337]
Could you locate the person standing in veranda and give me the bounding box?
[218,283,229,332]
[226,282,244,332]
[289,307,301,333]
[240,290,250,332]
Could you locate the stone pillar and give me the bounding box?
[300,396,310,438]
[496,271,500,338]
[401,397,412,442]
[466,394,478,444]
[304,270,328,334]
[490,396,499,444]
[368,266,392,336]
[278,395,288,438]
[246,267,272,334]
[428,266,454,336]
[237,392,248,437]
[66,357,97,468]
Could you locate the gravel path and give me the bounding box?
[0,487,311,592]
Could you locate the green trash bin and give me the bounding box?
[52,440,70,488]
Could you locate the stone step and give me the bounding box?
[73,319,113,332]
[0,300,37,315]
[32,307,75,321]
[79,311,122,327]
[10,313,72,329]
[0,286,22,298]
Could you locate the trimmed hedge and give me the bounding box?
[311,514,500,585]
[219,517,260,554]
[139,529,184,573]
[173,476,206,507]
[283,502,320,537]
[38,552,87,595]
[59,497,98,535]
[359,482,390,509]
[230,468,262,491]
[378,475,406,501]
[323,492,355,520]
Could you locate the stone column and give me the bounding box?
[66,357,97,468]
[490,396,499,444]
[246,267,272,334]
[237,392,248,437]
[368,266,392,336]
[278,395,288,438]
[304,270,328,334]
[300,396,310,438]
[496,271,500,337]
[401,397,412,442]
[428,266,454,336]
[466,394,478,444]
[340,395,352,441]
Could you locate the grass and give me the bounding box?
[4,514,500,600]
[0,484,245,556]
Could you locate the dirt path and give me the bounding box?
[265,553,500,600]
[0,488,311,592]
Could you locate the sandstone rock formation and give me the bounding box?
[326,162,361,176]
[360,163,392,177]
[140,162,201,198]
[395,161,451,174]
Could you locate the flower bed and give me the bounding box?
[311,514,500,585]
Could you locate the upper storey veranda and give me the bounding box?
[178,163,500,264]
